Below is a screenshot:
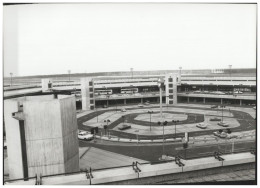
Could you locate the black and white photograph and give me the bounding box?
[2,1,257,185]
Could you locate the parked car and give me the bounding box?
[234,91,243,94]
[121,108,126,112]
[214,91,226,95]
[138,103,144,107]
[211,105,218,109]
[78,131,94,141]
[144,101,150,105]
[213,130,227,138]
[226,134,238,139]
[253,106,256,110]
[103,105,108,108]
[210,117,221,121]
[118,124,131,130]
[217,122,229,127]
[196,123,208,129]
[194,90,201,93]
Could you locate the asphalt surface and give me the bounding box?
[77,106,256,140]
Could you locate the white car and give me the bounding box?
[196,123,208,129]
[234,91,243,94]
[217,122,229,127]
[213,131,227,138]
[121,108,126,112]
[214,91,226,95]
[78,131,94,141]
[253,106,256,110]
[138,103,144,107]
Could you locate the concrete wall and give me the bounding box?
[41,79,53,92]
[4,100,24,179]
[4,95,79,178]
[59,96,79,173]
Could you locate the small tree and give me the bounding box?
[219,129,223,133]
[226,128,231,134]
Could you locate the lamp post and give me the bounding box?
[229,65,232,77]
[220,105,226,122]
[104,119,110,136]
[179,67,182,75]
[106,92,110,107]
[96,107,99,123]
[172,120,179,141]
[157,77,165,121]
[158,121,168,155]
[10,72,13,87]
[148,111,153,131]
[130,68,133,79]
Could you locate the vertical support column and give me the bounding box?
[107,100,109,106]
[187,97,190,103]
[240,99,242,106]
[220,98,223,105]
[203,98,206,104]
[157,97,160,103]
[141,98,143,103]
[124,99,126,105]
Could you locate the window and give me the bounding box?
[89,93,93,98]
[169,95,173,99]
[169,84,173,88]
[169,89,173,93]
[169,100,173,104]
[168,78,173,82]
[90,100,94,104]
[89,88,93,92]
[89,81,93,86]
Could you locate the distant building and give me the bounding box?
[81,78,95,110]
[4,95,79,179]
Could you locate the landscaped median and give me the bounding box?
[93,135,183,143]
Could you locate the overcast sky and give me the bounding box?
[3,3,256,77]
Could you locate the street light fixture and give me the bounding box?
[228,65,232,77]
[172,120,179,141]
[157,77,165,121]
[148,111,153,131]
[68,70,71,82]
[158,121,168,155]
[104,119,110,136]
[10,72,13,87]
[220,105,226,122]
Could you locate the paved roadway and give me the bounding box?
[77,105,256,140]
[79,139,255,162]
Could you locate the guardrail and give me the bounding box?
[5,152,255,185]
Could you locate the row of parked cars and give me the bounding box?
[213,129,238,139]
[193,90,244,95]
[196,121,229,129]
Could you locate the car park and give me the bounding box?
[217,122,229,127]
[210,117,221,121]
[78,131,94,141]
[118,124,131,130]
[196,123,208,129]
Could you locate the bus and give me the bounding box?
[121,88,138,94]
[95,89,113,95]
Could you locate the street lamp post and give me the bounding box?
[104,119,110,136]
[229,65,232,77]
[158,78,165,121]
[220,105,226,122]
[148,111,153,131]
[10,73,13,87]
[106,92,110,107]
[158,121,168,155]
[172,120,179,141]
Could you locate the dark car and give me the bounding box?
[210,117,221,121]
[118,124,131,130]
